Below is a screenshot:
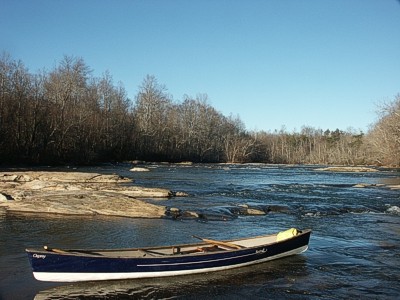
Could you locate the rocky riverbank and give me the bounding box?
[0,171,171,218]
[0,170,285,220]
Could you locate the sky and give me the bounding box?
[1,0,399,133]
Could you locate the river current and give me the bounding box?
[0,164,399,299]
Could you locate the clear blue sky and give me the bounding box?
[1,0,399,133]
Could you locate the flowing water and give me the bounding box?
[0,164,399,299]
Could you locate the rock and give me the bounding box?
[166,207,182,219]
[388,185,400,190]
[0,171,173,219]
[176,161,193,165]
[0,172,134,185]
[353,183,399,190]
[267,205,290,213]
[0,182,19,189]
[20,179,53,190]
[353,183,370,188]
[0,191,166,218]
[184,211,199,218]
[387,206,400,214]
[10,191,26,201]
[174,191,189,197]
[0,171,132,183]
[16,174,31,182]
[0,193,9,201]
[0,174,18,181]
[235,204,268,215]
[315,166,378,172]
[229,206,248,215]
[103,186,172,198]
[130,167,150,172]
[246,208,266,215]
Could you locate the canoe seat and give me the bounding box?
[178,245,221,254]
[197,245,220,252]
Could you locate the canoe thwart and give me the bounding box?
[192,235,244,249]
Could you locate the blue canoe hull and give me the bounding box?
[26,229,311,282]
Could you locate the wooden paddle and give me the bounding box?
[192,235,243,249]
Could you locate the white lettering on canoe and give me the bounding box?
[33,253,46,259]
[255,248,267,254]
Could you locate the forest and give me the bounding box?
[1,54,399,167]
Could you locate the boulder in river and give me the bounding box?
[130,167,150,172]
[246,208,266,215]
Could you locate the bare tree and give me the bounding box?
[43,56,92,160]
[133,75,172,159]
[367,95,400,166]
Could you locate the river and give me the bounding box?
[0,164,399,299]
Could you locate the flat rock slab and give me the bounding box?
[0,171,169,218]
[1,191,166,218]
[315,166,378,172]
[0,171,132,183]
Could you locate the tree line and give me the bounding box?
[0,54,399,166]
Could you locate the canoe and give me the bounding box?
[26,228,311,282]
